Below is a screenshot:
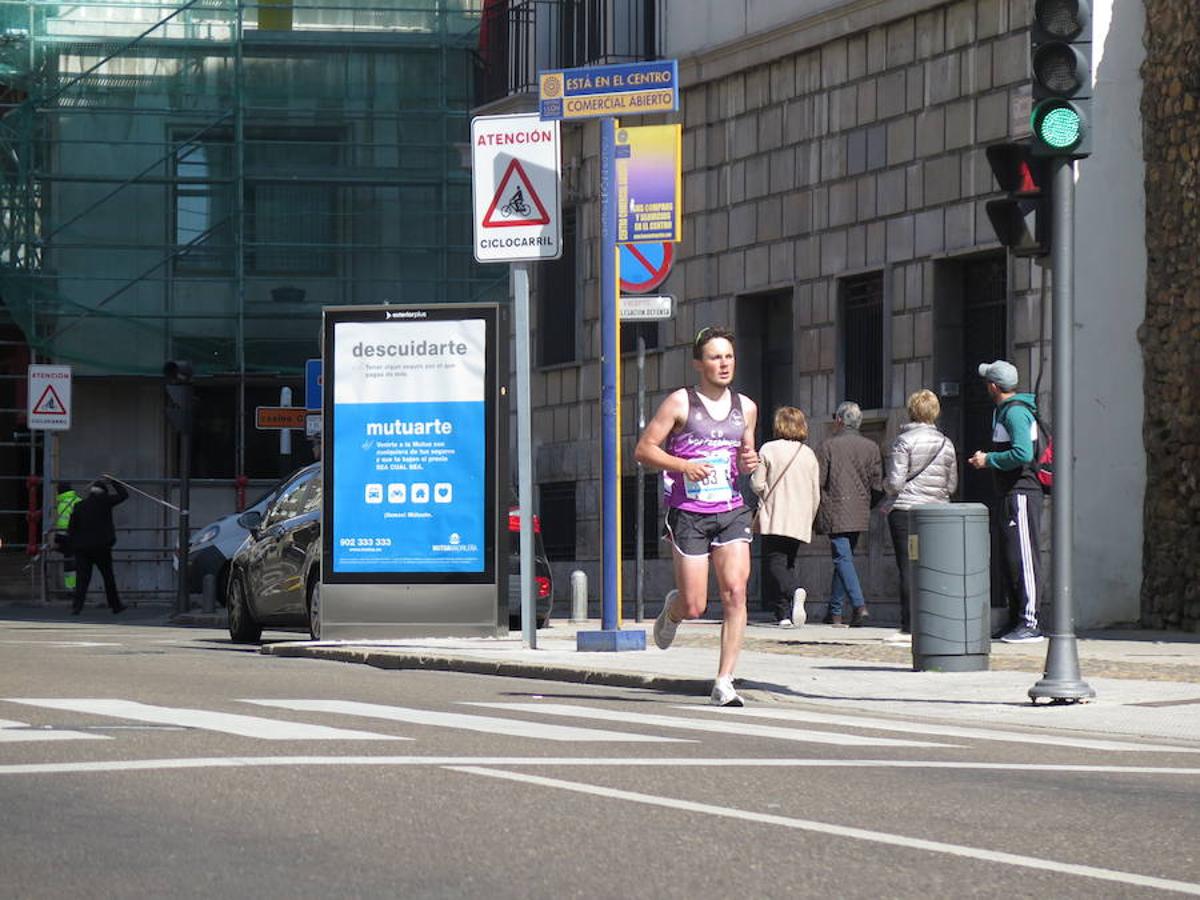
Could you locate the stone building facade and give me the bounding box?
[528,0,1053,625]
[1140,1,1200,631]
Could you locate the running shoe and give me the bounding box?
[654,589,680,650]
[1000,625,1044,643]
[710,676,744,707]
[777,618,794,628]
[791,588,807,626]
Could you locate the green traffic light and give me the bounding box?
[1034,104,1082,150]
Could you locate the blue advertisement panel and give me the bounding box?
[323,309,497,583]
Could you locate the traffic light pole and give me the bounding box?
[1029,157,1094,703]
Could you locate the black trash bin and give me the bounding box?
[908,502,991,672]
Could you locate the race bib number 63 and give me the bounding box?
[684,453,734,503]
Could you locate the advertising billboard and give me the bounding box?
[322,304,500,587]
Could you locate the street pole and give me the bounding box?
[600,115,619,633]
[635,334,646,622]
[576,116,644,651]
[513,262,536,649]
[1029,157,1094,703]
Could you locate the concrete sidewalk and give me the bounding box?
[262,616,1200,747]
[7,597,1199,745]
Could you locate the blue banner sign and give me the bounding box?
[305,358,322,411]
[324,308,497,581]
[539,60,678,121]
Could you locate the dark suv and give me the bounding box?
[507,505,554,629]
[226,466,552,641]
[226,463,322,642]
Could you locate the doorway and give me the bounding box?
[735,289,794,444]
[933,252,1008,611]
[735,289,794,613]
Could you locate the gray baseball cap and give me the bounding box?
[977,360,1018,391]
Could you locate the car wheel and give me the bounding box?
[227,573,262,643]
[307,579,322,641]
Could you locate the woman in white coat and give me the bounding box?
[750,406,821,627]
[884,389,958,636]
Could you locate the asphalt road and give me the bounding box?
[2,609,1199,899]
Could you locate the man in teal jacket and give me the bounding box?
[968,360,1045,643]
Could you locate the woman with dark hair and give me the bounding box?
[750,406,821,627]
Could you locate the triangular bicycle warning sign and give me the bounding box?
[32,384,67,416]
[481,159,551,228]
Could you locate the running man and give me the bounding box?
[635,326,759,706]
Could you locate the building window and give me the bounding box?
[173,126,339,276]
[621,473,658,559]
[620,321,659,354]
[538,210,578,366]
[538,480,577,561]
[841,272,884,410]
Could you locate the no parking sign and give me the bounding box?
[619,241,674,294]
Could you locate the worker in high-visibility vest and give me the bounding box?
[53,482,82,591]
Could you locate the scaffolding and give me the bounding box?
[0,0,501,376]
[0,0,508,567]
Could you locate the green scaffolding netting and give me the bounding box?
[0,0,508,377]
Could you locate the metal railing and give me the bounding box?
[475,0,662,106]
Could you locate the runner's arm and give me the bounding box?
[738,396,759,473]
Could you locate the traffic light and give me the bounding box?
[985,142,1050,258]
[1030,0,1092,157]
[163,359,194,434]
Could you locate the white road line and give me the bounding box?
[464,702,959,748]
[0,641,120,648]
[449,766,1200,896]
[6,699,404,741]
[2,756,1199,777]
[242,699,689,743]
[679,706,1200,753]
[0,718,108,743]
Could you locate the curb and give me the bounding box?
[262,643,713,697]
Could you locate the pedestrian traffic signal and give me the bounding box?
[1030,0,1092,157]
[984,143,1050,258]
[163,359,194,434]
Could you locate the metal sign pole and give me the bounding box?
[1029,157,1094,702]
[576,117,645,651]
[513,263,536,648]
[40,431,53,606]
[635,334,646,622]
[600,116,619,633]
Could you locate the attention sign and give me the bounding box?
[539,60,679,121]
[27,365,72,431]
[471,113,562,263]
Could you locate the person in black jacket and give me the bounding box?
[68,476,129,614]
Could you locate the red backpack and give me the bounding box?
[1007,400,1053,494]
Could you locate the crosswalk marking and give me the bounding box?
[678,706,1200,754]
[243,699,690,743]
[0,718,107,743]
[6,699,404,742]
[464,703,959,748]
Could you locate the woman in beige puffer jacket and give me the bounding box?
[884,389,958,635]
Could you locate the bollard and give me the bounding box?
[201,573,216,614]
[570,570,588,623]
